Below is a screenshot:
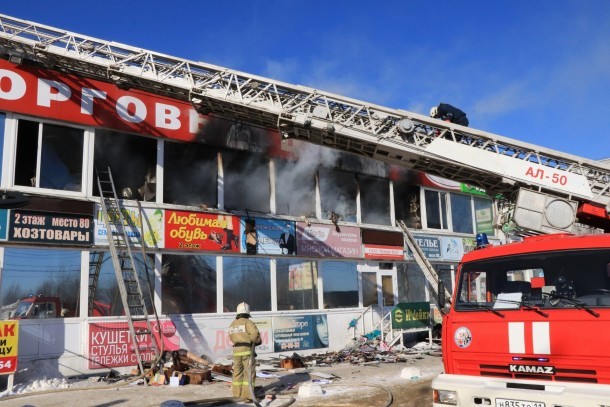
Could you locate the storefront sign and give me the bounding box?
[88,320,179,369]
[0,320,18,375]
[391,302,430,330]
[8,210,93,245]
[165,211,240,252]
[363,244,404,260]
[410,235,441,259]
[440,236,464,261]
[296,223,362,258]
[94,205,164,248]
[273,314,329,352]
[0,209,8,241]
[239,218,296,255]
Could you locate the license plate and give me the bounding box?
[495,399,545,407]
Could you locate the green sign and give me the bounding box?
[391,302,431,330]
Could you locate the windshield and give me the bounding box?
[13,300,33,318]
[456,249,610,310]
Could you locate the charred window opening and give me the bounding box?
[223,257,271,312]
[93,130,157,200]
[223,150,270,213]
[275,159,316,218]
[15,119,84,192]
[277,259,319,311]
[321,260,359,308]
[359,174,391,225]
[0,248,81,319]
[319,168,357,222]
[164,142,217,207]
[393,170,421,228]
[161,254,217,314]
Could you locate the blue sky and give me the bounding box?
[2,1,610,160]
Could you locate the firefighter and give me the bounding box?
[429,103,469,126]
[229,302,262,401]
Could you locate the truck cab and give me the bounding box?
[433,233,610,406]
[11,296,64,319]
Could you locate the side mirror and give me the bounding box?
[438,280,446,309]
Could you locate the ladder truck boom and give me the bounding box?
[1,13,609,233]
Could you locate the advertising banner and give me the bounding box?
[391,302,430,330]
[191,318,273,358]
[409,235,441,259]
[296,222,362,258]
[9,210,93,246]
[94,205,164,248]
[440,236,464,261]
[288,262,318,291]
[0,320,18,375]
[164,211,240,252]
[363,244,404,260]
[0,209,8,241]
[239,218,296,255]
[273,314,329,352]
[88,320,179,369]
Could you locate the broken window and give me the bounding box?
[164,141,217,207]
[93,130,157,201]
[321,260,358,308]
[223,150,270,213]
[275,159,316,218]
[319,168,357,222]
[222,257,271,312]
[359,174,391,225]
[0,248,81,319]
[14,119,85,192]
[88,251,154,317]
[276,259,319,311]
[161,254,217,314]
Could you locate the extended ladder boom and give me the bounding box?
[1,14,609,230]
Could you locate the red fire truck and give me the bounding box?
[432,233,610,406]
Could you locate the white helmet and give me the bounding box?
[429,106,438,118]
[236,302,250,314]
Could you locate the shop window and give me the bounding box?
[164,142,217,207]
[0,113,5,179]
[359,175,391,225]
[321,260,359,308]
[0,248,81,319]
[93,130,157,201]
[223,257,271,312]
[161,254,217,314]
[319,168,357,222]
[276,259,319,311]
[14,119,84,192]
[275,159,316,217]
[89,252,154,317]
[424,189,493,234]
[396,262,428,302]
[223,150,270,213]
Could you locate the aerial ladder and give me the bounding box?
[1,13,610,302]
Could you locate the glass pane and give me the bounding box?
[451,193,473,234]
[276,259,319,310]
[425,190,442,229]
[90,252,155,317]
[1,248,81,319]
[14,119,39,187]
[161,254,217,314]
[275,159,316,217]
[396,262,428,302]
[382,275,394,306]
[40,123,84,191]
[164,142,217,207]
[362,272,377,307]
[223,257,271,312]
[223,151,270,213]
[474,196,494,234]
[360,175,391,225]
[319,169,357,222]
[0,112,5,179]
[93,130,157,200]
[321,260,359,308]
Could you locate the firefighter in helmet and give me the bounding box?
[429,103,469,127]
[229,302,262,401]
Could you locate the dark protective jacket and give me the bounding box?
[437,103,469,126]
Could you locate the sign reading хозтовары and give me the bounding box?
[8,210,93,245]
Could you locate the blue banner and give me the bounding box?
[273,314,328,352]
[240,218,296,255]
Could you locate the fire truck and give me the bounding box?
[1,14,610,404]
